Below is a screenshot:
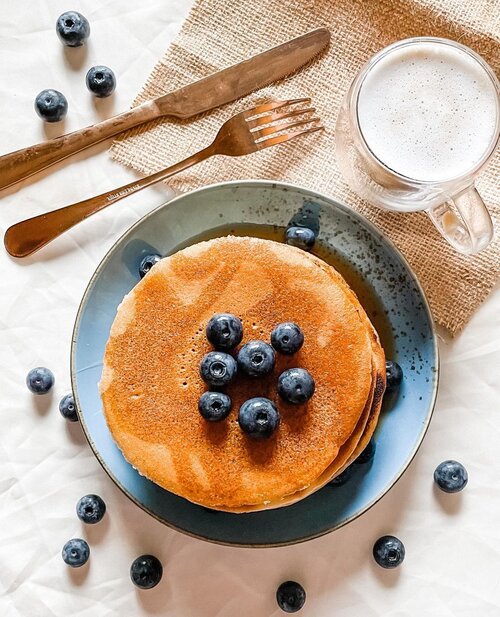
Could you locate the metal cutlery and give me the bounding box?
[0,28,329,191]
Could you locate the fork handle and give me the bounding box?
[4,145,215,258]
[0,101,161,191]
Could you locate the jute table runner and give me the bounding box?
[110,0,500,334]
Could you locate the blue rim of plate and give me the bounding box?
[71,179,439,547]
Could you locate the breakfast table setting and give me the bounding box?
[1,0,499,615]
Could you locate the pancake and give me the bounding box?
[317,335,385,485]
[322,257,386,478]
[225,357,378,512]
[332,373,385,477]
[300,251,386,476]
[222,251,386,512]
[100,236,376,509]
[227,288,385,512]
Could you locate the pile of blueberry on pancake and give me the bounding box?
[100,236,386,511]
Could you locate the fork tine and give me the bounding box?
[256,125,324,150]
[242,98,311,120]
[253,117,321,140]
[247,107,316,130]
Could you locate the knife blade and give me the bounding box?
[0,28,330,191]
[158,27,331,117]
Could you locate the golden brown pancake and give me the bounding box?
[225,358,378,512]
[322,258,386,479]
[301,252,385,474]
[218,252,386,512]
[229,285,385,512]
[100,236,377,509]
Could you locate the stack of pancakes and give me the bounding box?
[100,236,386,512]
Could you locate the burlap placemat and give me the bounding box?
[110,0,500,334]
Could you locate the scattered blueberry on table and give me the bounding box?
[434,460,468,493]
[385,360,403,394]
[237,340,275,377]
[130,555,163,589]
[238,397,280,440]
[276,580,306,613]
[26,367,54,395]
[34,90,68,123]
[86,66,116,98]
[277,367,315,404]
[139,253,161,278]
[329,464,354,487]
[285,226,316,251]
[200,351,237,387]
[62,538,90,568]
[355,438,376,464]
[373,535,405,569]
[59,393,78,422]
[56,11,90,47]
[206,313,243,350]
[76,494,106,524]
[271,322,304,355]
[198,391,232,421]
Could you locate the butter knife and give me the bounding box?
[0,28,330,191]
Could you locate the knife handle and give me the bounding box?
[0,100,162,191]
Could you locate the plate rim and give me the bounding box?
[70,178,439,548]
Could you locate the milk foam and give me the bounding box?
[357,42,498,182]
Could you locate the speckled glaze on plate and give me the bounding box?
[71,180,438,547]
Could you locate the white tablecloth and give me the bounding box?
[1,2,499,616]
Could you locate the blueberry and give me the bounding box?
[237,341,275,377]
[86,66,116,98]
[373,535,405,569]
[271,322,304,355]
[277,368,315,404]
[62,538,89,568]
[434,460,468,493]
[59,393,78,422]
[206,313,243,350]
[276,581,306,613]
[56,11,90,47]
[329,464,354,486]
[285,226,316,251]
[238,397,280,440]
[198,391,232,421]
[355,439,376,464]
[385,360,403,394]
[288,201,321,236]
[34,90,68,123]
[26,367,54,395]
[200,351,237,387]
[76,494,106,524]
[130,555,163,589]
[139,253,161,278]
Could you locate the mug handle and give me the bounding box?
[426,185,494,255]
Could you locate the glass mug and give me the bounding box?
[335,37,500,254]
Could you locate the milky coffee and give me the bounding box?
[357,42,498,182]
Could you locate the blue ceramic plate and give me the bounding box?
[71,180,438,547]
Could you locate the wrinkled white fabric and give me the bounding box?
[0,2,499,616]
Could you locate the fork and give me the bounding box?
[4,98,322,258]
